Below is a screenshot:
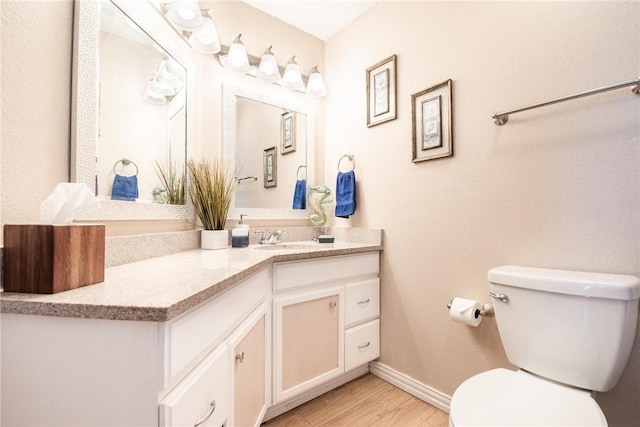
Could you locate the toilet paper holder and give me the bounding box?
[446,300,495,318]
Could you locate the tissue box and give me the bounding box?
[3,224,105,294]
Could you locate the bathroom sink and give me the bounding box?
[252,243,319,251]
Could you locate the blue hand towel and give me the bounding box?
[335,171,356,218]
[292,179,307,209]
[111,174,139,201]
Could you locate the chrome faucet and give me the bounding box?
[255,229,283,245]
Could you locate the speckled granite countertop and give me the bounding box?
[1,241,382,322]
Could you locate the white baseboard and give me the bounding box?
[263,364,370,422]
[370,361,451,413]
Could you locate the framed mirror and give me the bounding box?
[71,0,193,220]
[223,81,316,220]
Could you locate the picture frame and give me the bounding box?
[366,54,397,127]
[263,146,277,188]
[411,79,453,163]
[280,111,296,155]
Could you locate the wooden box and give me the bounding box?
[3,224,105,294]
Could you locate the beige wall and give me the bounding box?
[2,0,640,426]
[325,2,639,426]
[1,1,74,235]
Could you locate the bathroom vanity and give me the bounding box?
[0,239,382,426]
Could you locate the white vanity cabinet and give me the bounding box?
[159,343,229,427]
[160,270,270,427]
[228,305,269,427]
[272,252,380,404]
[1,268,270,427]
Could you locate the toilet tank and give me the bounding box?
[488,265,640,392]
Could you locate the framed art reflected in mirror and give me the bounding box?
[281,111,296,155]
[263,147,277,188]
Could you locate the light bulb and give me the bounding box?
[282,56,304,91]
[225,34,250,73]
[305,66,327,97]
[257,46,281,82]
[167,0,203,30]
[189,17,221,54]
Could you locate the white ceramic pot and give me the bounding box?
[201,229,229,250]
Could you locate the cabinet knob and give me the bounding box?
[194,400,216,427]
[235,351,245,363]
[330,300,337,309]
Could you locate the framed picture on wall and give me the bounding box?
[411,79,453,162]
[366,54,397,127]
[263,146,277,188]
[281,111,296,155]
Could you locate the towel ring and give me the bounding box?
[337,154,355,172]
[113,158,139,176]
[296,165,307,180]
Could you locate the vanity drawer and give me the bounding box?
[273,252,379,292]
[159,343,229,427]
[345,319,380,371]
[345,278,380,328]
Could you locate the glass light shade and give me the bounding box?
[143,82,167,104]
[165,57,186,81]
[156,60,182,89]
[282,56,304,91]
[167,0,204,31]
[150,78,176,96]
[225,34,250,73]
[257,46,281,82]
[188,17,221,54]
[306,66,327,97]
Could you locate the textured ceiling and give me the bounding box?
[241,0,379,41]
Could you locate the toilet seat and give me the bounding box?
[449,368,607,427]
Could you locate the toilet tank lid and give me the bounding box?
[488,265,640,301]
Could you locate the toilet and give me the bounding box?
[449,265,640,427]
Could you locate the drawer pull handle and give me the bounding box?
[358,342,371,350]
[330,300,337,309]
[236,351,245,363]
[194,400,216,427]
[357,298,371,305]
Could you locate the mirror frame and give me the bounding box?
[71,0,193,220]
[223,81,316,220]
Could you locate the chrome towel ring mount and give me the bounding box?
[337,154,355,172]
[113,158,139,176]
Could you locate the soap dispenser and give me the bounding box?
[232,214,250,248]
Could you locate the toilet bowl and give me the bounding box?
[448,266,640,427]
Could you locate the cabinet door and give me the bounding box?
[274,287,344,403]
[159,343,228,427]
[228,307,267,427]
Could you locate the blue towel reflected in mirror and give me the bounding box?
[111,174,139,201]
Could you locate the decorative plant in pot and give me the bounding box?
[187,159,238,249]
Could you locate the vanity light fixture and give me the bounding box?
[257,46,281,82]
[281,56,305,91]
[188,13,221,54]
[225,34,251,73]
[214,37,327,97]
[305,66,327,97]
[166,0,204,30]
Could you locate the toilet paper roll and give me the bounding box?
[449,297,482,327]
